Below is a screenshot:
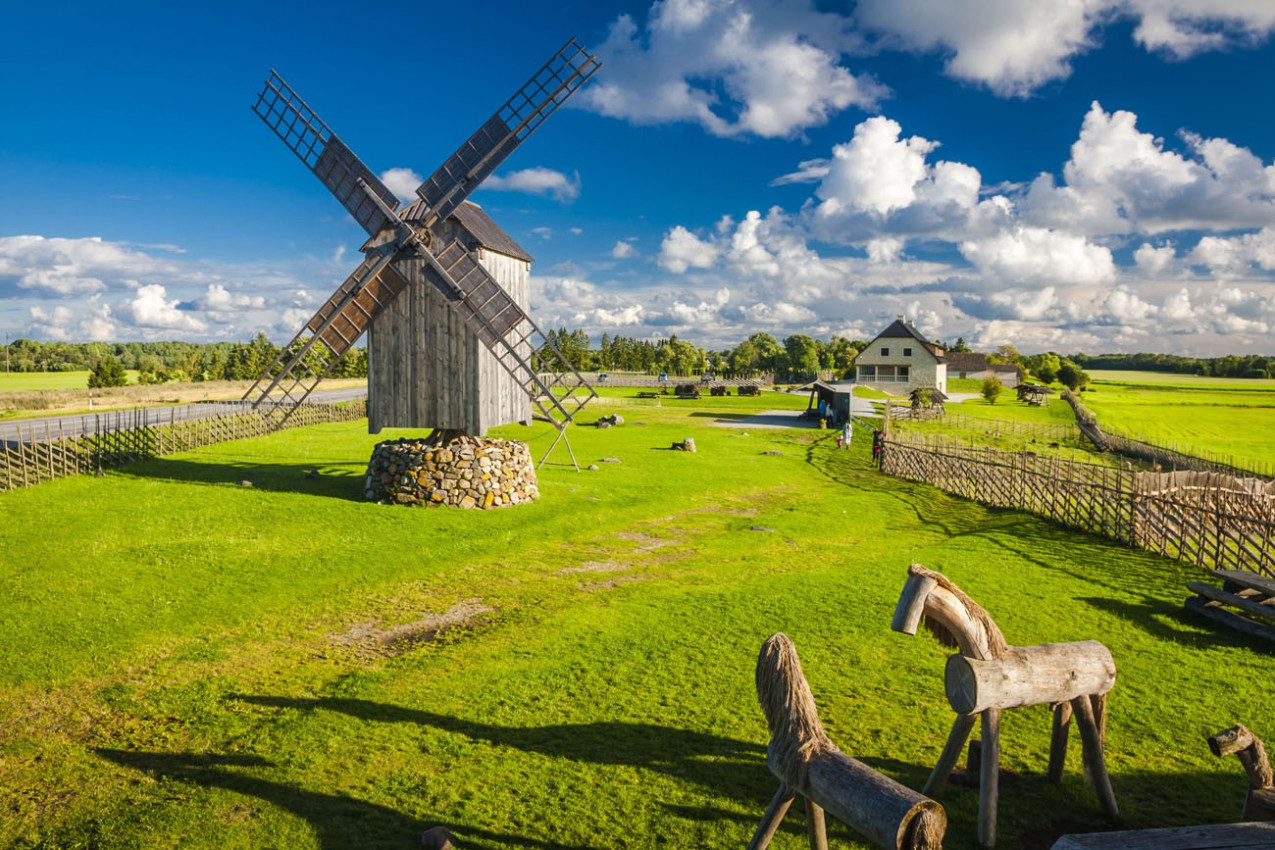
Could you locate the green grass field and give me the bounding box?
[2,393,1271,849]
[1087,369,1275,390]
[1081,372,1275,473]
[0,370,138,391]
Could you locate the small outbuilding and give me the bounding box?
[1016,383,1056,406]
[799,380,854,424]
[910,386,948,412]
[946,352,1023,388]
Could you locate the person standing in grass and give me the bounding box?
[842,420,852,449]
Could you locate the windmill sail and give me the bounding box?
[413,37,601,227]
[253,72,401,237]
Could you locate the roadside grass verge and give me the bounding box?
[1,398,1271,848]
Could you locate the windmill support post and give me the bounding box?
[891,564,1119,847]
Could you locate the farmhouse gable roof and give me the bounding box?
[865,318,945,361]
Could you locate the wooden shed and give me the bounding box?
[366,200,533,435]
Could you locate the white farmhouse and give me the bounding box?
[855,317,947,394]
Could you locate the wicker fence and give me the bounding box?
[882,431,1275,578]
[0,400,367,492]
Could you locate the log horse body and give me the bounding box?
[892,565,1120,847]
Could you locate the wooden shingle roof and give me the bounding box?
[397,199,534,263]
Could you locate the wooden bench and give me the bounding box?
[1051,821,1275,849]
[635,391,661,399]
[1185,569,1275,644]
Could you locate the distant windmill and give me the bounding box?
[243,39,601,467]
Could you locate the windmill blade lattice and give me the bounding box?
[253,72,402,237]
[413,38,601,228]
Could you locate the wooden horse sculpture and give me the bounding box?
[1209,723,1275,821]
[891,565,1119,847]
[749,633,946,850]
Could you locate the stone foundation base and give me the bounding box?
[364,436,540,508]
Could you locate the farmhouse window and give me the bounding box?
[903,347,912,356]
[858,365,876,381]
[880,347,889,356]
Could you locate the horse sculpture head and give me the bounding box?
[891,564,1009,661]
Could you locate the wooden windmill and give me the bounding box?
[242,39,601,467]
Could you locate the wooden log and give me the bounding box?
[945,642,1116,715]
[1244,787,1275,822]
[1185,596,1275,644]
[923,713,977,797]
[747,784,796,850]
[1208,724,1273,791]
[806,797,828,850]
[802,749,946,850]
[891,570,938,636]
[1050,821,1275,849]
[1071,694,1118,818]
[978,708,1000,848]
[1048,700,1073,783]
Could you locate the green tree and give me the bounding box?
[980,375,1003,404]
[88,357,128,388]
[783,334,821,380]
[1057,361,1090,390]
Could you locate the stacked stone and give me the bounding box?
[364,435,540,508]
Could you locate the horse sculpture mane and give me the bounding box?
[756,633,834,789]
[912,568,1009,662]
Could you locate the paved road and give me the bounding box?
[0,386,367,446]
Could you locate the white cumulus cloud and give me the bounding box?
[580,0,885,138]
[659,225,720,273]
[482,167,582,202]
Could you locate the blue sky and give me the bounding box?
[3,0,1275,355]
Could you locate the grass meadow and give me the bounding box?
[1081,371,1275,472]
[0,370,138,392]
[1,388,1272,848]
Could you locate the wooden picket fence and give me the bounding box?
[0,400,366,492]
[882,432,1275,578]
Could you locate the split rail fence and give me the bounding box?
[0,400,366,492]
[882,432,1275,579]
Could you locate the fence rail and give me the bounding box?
[0,400,367,492]
[882,431,1275,578]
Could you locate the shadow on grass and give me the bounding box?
[233,694,769,802]
[94,748,601,850]
[112,456,367,501]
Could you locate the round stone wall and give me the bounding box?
[364,436,540,508]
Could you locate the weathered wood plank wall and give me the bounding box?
[367,219,531,436]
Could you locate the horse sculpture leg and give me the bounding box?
[747,784,796,850]
[1072,695,1118,818]
[1048,700,1073,783]
[805,798,828,850]
[924,713,978,796]
[978,708,1001,848]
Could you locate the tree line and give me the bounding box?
[536,330,868,381]
[5,334,368,388]
[9,330,1271,389]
